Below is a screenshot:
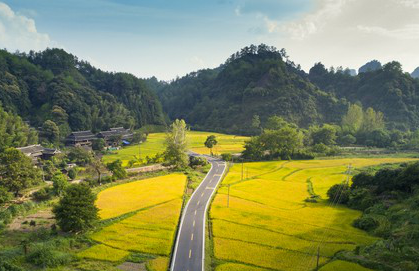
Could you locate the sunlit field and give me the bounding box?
[79,174,186,268]
[210,158,416,271]
[102,131,247,167]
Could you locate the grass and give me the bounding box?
[319,260,373,271]
[210,157,417,271]
[102,131,247,167]
[146,256,170,271]
[78,244,129,262]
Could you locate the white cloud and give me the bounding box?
[189,56,205,66]
[0,2,50,52]
[357,24,419,40]
[249,0,419,72]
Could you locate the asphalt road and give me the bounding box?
[171,155,226,271]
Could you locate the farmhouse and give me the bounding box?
[97,127,133,146]
[65,131,97,147]
[17,144,61,164]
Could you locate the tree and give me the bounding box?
[92,138,105,151]
[309,124,337,146]
[327,183,350,204]
[342,104,364,133]
[242,137,264,160]
[41,120,60,143]
[52,171,68,196]
[163,119,189,169]
[362,107,385,132]
[67,147,92,166]
[251,114,261,134]
[0,186,12,205]
[53,184,98,232]
[106,159,127,179]
[259,127,303,159]
[204,135,218,155]
[0,148,41,196]
[92,156,106,185]
[264,116,295,130]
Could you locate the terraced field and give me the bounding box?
[78,174,187,269]
[102,131,247,167]
[210,158,416,271]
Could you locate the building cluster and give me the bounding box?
[65,127,133,147]
[17,127,133,165]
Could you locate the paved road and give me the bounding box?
[171,155,226,271]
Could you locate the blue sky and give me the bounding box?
[1,0,418,80]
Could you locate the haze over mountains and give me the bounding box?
[1,45,419,136]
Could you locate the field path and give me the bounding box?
[171,154,226,271]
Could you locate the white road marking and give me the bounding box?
[197,200,200,205]
[189,250,192,258]
[193,220,195,227]
[201,192,204,197]
[191,234,194,240]
[194,210,197,215]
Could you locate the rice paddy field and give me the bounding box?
[102,131,247,167]
[210,157,417,271]
[78,174,187,269]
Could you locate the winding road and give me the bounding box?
[171,155,226,271]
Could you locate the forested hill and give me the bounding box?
[0,48,164,137]
[309,62,419,130]
[156,45,419,134]
[156,45,346,135]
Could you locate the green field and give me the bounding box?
[102,131,247,167]
[79,174,187,269]
[210,158,416,271]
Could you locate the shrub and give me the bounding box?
[32,187,53,201]
[26,245,72,268]
[0,261,24,271]
[189,156,207,167]
[52,172,69,196]
[106,160,127,179]
[353,215,379,231]
[68,168,77,180]
[327,183,350,204]
[221,153,233,161]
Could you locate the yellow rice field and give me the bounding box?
[210,157,416,271]
[102,131,247,167]
[79,173,186,269]
[96,174,186,219]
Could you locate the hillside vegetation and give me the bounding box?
[0,49,164,140]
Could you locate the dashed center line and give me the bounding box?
[197,200,200,205]
[189,249,192,258]
[191,234,194,240]
[193,220,195,227]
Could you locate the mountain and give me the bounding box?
[0,49,165,137]
[309,61,419,130]
[156,45,347,135]
[358,60,382,73]
[412,67,419,78]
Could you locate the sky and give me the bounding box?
[0,0,418,80]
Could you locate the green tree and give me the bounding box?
[251,114,261,134]
[242,137,264,160]
[259,127,303,159]
[362,107,385,132]
[0,186,12,205]
[264,116,295,130]
[342,104,364,133]
[53,184,98,232]
[204,135,218,155]
[52,171,68,196]
[163,119,189,169]
[41,120,60,143]
[106,159,127,179]
[0,148,41,196]
[309,124,337,146]
[67,147,92,166]
[92,138,105,151]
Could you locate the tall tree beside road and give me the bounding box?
[204,135,218,155]
[163,119,189,169]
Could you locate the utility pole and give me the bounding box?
[227,184,230,207]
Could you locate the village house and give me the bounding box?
[65,131,97,147]
[17,144,61,165]
[97,127,133,146]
